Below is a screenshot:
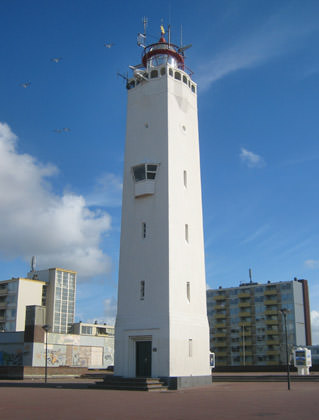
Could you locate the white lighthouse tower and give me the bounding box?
[114,25,211,388]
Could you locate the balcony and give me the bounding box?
[240,330,252,337]
[214,332,227,338]
[215,304,227,310]
[215,351,227,357]
[265,329,280,335]
[214,295,226,301]
[239,311,251,317]
[239,321,252,327]
[265,309,278,315]
[214,342,227,348]
[265,319,279,325]
[214,313,227,319]
[238,302,251,308]
[266,339,280,345]
[240,351,253,356]
[264,289,277,296]
[238,292,251,298]
[264,300,278,306]
[267,350,280,355]
[214,322,227,328]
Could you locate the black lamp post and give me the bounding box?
[279,308,290,390]
[42,324,50,383]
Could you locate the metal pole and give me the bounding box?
[45,329,48,383]
[242,325,245,367]
[283,313,291,390]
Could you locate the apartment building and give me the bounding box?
[0,267,76,334]
[207,278,311,367]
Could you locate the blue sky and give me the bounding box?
[1,0,319,343]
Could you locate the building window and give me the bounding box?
[140,281,145,300]
[185,224,189,242]
[175,71,181,80]
[132,163,158,182]
[142,222,146,238]
[169,68,173,76]
[81,326,93,335]
[187,282,190,302]
[188,339,193,357]
[183,75,187,84]
[191,85,196,93]
[183,170,187,188]
[160,67,166,76]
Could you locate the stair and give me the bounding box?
[93,376,168,391]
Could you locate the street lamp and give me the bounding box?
[42,324,50,383]
[279,308,290,390]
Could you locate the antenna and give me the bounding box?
[180,24,183,49]
[249,268,252,283]
[143,16,148,37]
[31,256,36,272]
[168,24,171,45]
[117,72,129,82]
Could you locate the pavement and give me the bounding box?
[0,378,318,420]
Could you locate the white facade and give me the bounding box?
[115,32,210,380]
[28,268,76,333]
[0,267,76,334]
[0,278,45,332]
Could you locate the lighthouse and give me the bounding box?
[114,25,211,388]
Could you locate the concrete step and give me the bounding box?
[92,376,168,391]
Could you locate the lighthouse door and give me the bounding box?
[136,341,152,377]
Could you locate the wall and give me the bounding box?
[0,331,114,368]
[0,332,24,366]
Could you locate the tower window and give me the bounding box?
[132,164,158,182]
[183,75,187,84]
[140,281,145,300]
[187,282,190,302]
[160,67,166,76]
[142,222,146,238]
[175,71,181,81]
[191,85,196,93]
[185,224,189,242]
[183,170,187,188]
[169,68,173,76]
[150,70,158,79]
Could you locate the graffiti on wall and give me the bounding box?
[0,349,23,366]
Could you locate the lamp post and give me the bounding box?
[242,325,245,367]
[42,324,50,383]
[279,309,290,390]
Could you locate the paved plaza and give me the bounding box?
[0,379,318,420]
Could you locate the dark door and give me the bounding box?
[136,341,152,377]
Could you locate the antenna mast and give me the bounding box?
[249,268,252,283]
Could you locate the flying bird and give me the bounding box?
[51,57,62,63]
[20,81,31,88]
[53,127,71,133]
[104,41,114,48]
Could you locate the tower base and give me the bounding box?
[161,375,212,390]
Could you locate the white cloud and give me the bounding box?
[103,296,117,325]
[311,310,319,345]
[86,173,122,207]
[0,122,112,279]
[196,11,319,90]
[305,260,319,269]
[240,147,265,168]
